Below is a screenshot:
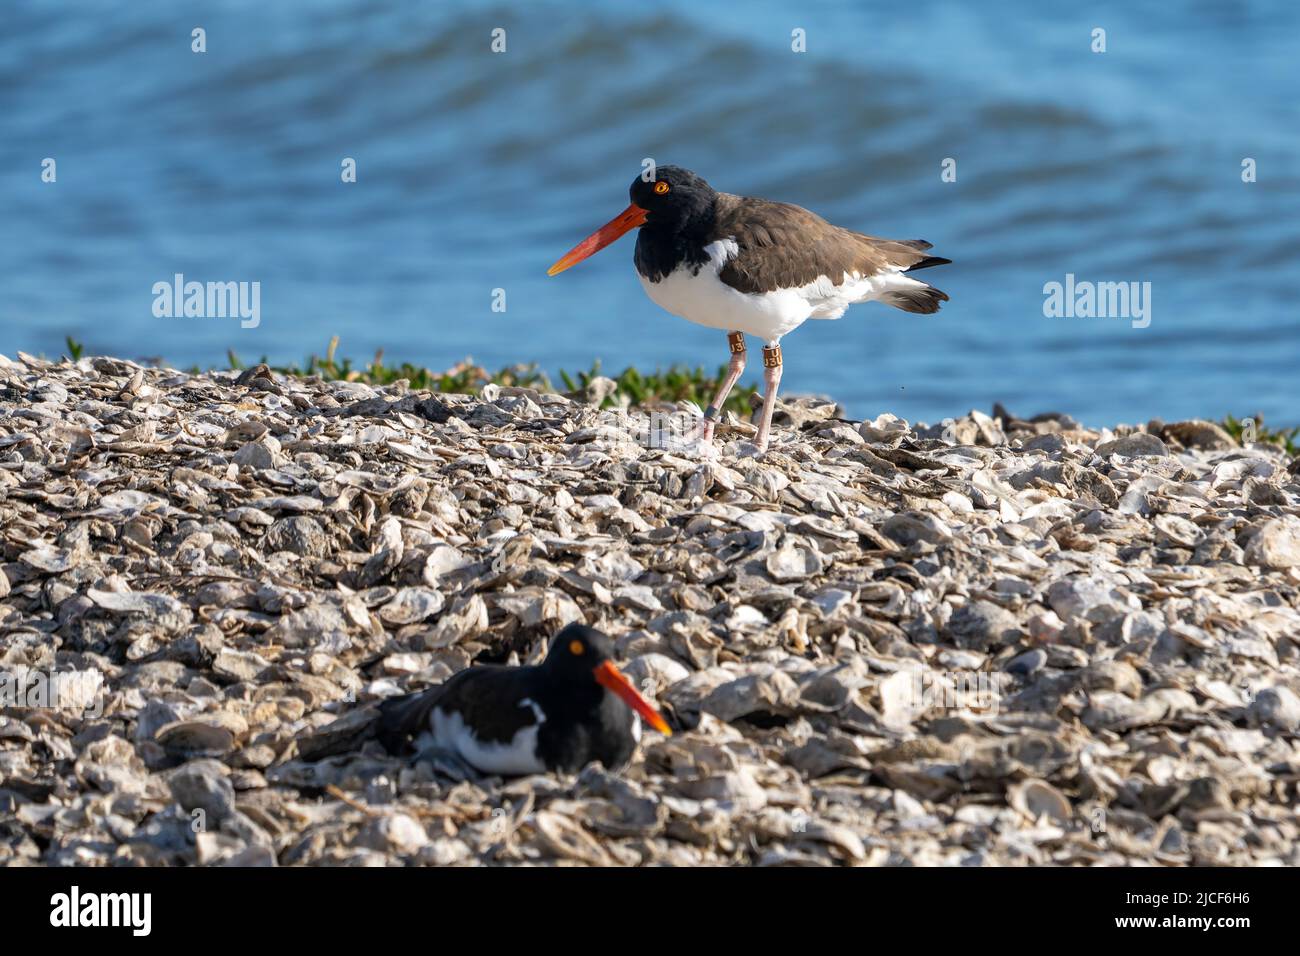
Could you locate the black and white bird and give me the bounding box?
[548,165,950,452]
[377,623,671,776]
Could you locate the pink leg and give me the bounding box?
[754,342,783,452]
[701,332,747,442]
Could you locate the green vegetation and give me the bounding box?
[224,336,550,395]
[558,360,757,414]
[62,335,757,414]
[1222,414,1300,456]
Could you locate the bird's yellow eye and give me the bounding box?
[569,639,584,655]
[653,181,670,195]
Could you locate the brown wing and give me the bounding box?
[713,193,949,295]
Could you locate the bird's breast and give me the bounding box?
[637,238,813,341]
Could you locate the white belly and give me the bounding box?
[637,239,929,343]
[427,703,547,775]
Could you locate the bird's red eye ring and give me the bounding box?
[653,181,670,195]
[569,640,584,655]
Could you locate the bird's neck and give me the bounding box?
[535,673,604,718]
[635,200,718,282]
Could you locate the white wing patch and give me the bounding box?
[519,697,546,724]
[705,238,739,265]
[804,267,932,320]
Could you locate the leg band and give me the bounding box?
[762,344,782,368]
[727,332,746,354]
[703,404,720,421]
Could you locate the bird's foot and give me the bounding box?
[648,419,719,458]
[652,415,719,458]
[684,432,722,459]
[689,419,722,454]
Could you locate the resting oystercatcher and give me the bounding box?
[548,165,950,452]
[377,623,670,776]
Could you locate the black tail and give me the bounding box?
[882,285,949,314]
[904,255,952,273]
[376,690,439,753]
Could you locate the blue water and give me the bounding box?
[3,0,1298,426]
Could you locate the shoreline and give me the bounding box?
[57,336,1300,447]
[2,352,1299,866]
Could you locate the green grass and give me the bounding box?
[558,359,757,413]
[1222,413,1300,456]
[62,335,758,415]
[224,336,551,395]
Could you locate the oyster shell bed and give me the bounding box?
[3,351,1300,868]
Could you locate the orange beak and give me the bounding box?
[593,660,672,736]
[547,203,648,276]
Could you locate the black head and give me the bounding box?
[539,623,672,735]
[548,164,719,276]
[543,623,616,680]
[628,165,717,230]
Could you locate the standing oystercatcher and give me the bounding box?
[377,623,671,776]
[548,165,950,452]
